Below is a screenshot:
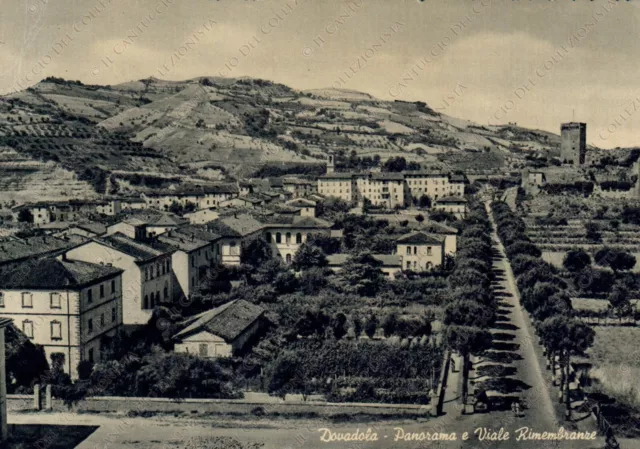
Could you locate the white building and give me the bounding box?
[263,216,332,264]
[158,229,220,301]
[0,258,123,378]
[63,233,174,327]
[396,231,446,271]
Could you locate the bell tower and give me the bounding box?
[326,153,335,174]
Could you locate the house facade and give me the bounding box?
[0,258,123,378]
[173,300,265,358]
[64,233,174,326]
[263,216,332,264]
[396,231,445,271]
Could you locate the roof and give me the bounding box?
[158,230,210,252]
[120,211,188,227]
[219,214,265,236]
[75,222,107,235]
[262,215,331,229]
[178,225,223,242]
[436,196,468,204]
[174,299,265,342]
[396,231,445,245]
[327,253,401,267]
[97,233,175,262]
[319,172,355,180]
[0,235,88,265]
[0,258,122,290]
[371,172,405,181]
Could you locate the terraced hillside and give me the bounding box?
[0,76,573,197]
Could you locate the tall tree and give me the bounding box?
[444,325,492,403]
[292,243,327,271]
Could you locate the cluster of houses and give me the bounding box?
[0,167,468,379]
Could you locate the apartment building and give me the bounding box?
[64,233,175,327]
[317,173,356,203]
[318,171,465,207]
[0,258,123,378]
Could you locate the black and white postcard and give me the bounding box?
[0,1,638,448]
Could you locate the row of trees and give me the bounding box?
[443,202,495,403]
[492,201,595,420]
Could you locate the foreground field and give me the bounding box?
[583,326,640,411]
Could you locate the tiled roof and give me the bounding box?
[396,231,445,245]
[177,225,222,242]
[219,214,265,236]
[158,230,210,252]
[98,233,174,261]
[0,235,87,265]
[174,300,265,342]
[0,258,122,289]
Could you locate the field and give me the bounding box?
[582,326,640,418]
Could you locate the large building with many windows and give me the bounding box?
[63,233,175,327]
[0,258,123,379]
[318,171,465,207]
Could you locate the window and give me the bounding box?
[285,233,291,244]
[406,261,411,269]
[111,307,116,323]
[406,246,411,255]
[276,233,282,244]
[144,295,149,309]
[191,256,195,268]
[265,232,272,243]
[164,282,168,300]
[88,348,94,363]
[111,279,116,294]
[427,247,432,256]
[87,288,93,303]
[87,319,93,335]
[296,233,302,244]
[100,313,105,327]
[100,284,105,298]
[51,321,62,340]
[166,260,170,273]
[414,246,417,255]
[145,268,150,281]
[23,320,34,338]
[50,292,61,309]
[22,292,33,308]
[192,276,195,286]
[199,343,208,357]
[286,254,292,264]
[0,292,3,307]
[156,291,160,304]
[413,261,417,270]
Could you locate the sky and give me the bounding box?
[1,0,639,148]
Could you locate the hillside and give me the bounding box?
[0,75,571,200]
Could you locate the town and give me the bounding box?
[0,73,639,449]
